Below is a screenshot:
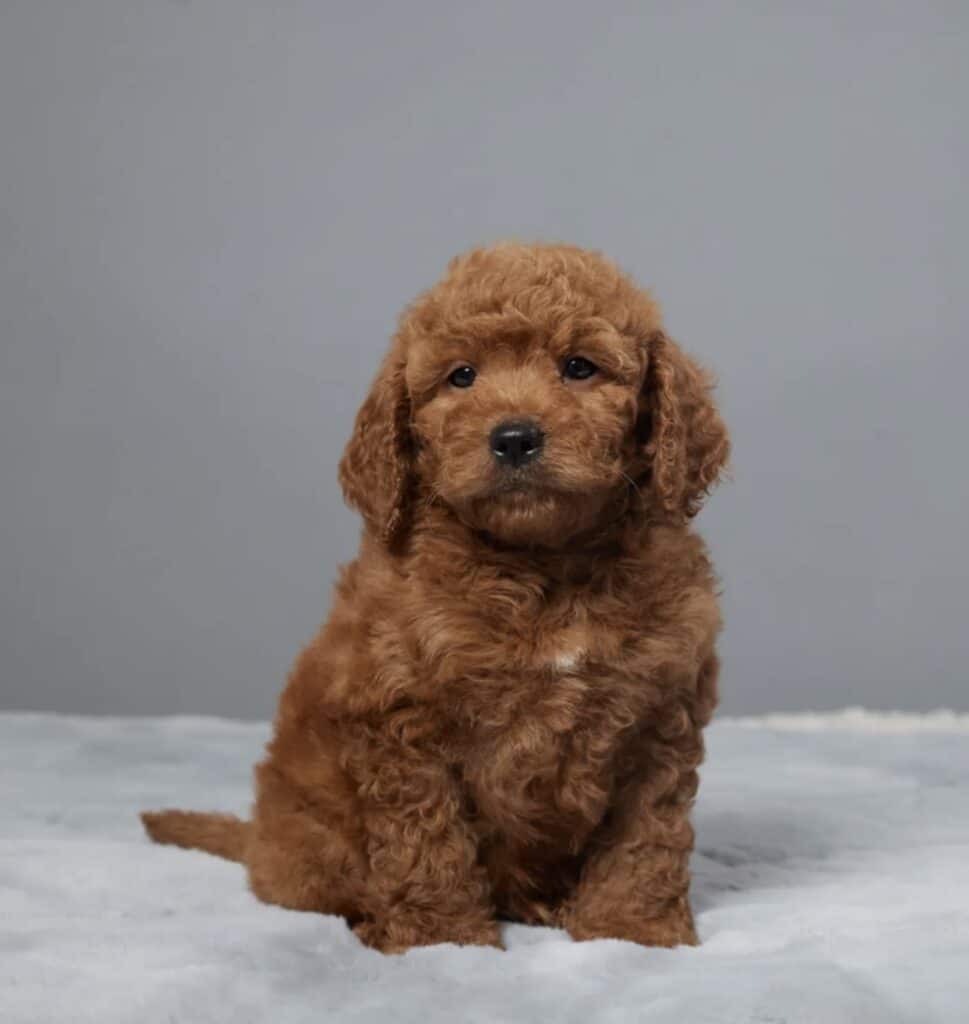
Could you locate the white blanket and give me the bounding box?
[2,710,967,1023]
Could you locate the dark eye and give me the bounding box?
[448,365,476,388]
[563,356,598,381]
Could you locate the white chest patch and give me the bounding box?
[551,649,584,672]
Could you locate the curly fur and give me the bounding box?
[141,242,730,954]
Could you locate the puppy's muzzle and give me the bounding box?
[489,420,544,469]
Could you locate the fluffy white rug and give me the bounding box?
[1,710,967,1024]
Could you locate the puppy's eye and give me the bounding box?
[563,356,598,381]
[448,365,476,388]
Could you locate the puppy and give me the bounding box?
[142,242,729,954]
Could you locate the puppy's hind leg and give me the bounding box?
[244,761,368,922]
[245,811,367,921]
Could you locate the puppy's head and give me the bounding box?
[339,243,728,549]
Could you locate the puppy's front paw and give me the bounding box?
[566,907,698,949]
[353,916,503,954]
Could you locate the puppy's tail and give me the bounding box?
[140,809,250,864]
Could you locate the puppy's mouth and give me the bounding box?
[490,471,552,495]
[476,466,579,504]
[462,461,619,507]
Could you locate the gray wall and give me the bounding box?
[1,1,966,718]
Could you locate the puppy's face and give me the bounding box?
[339,244,729,550]
[407,328,644,546]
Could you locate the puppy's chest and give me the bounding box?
[452,675,634,847]
[439,634,642,845]
[413,584,652,838]
[418,587,648,739]
[417,583,630,689]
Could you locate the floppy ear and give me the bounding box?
[338,346,414,546]
[641,331,730,520]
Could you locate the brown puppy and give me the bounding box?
[142,242,729,954]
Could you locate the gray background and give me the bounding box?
[1,1,966,718]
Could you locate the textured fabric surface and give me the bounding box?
[1,710,967,1023]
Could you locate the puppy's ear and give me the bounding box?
[640,331,730,520]
[338,346,414,545]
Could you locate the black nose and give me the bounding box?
[489,420,544,468]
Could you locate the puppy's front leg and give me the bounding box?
[564,698,708,949]
[352,739,500,953]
